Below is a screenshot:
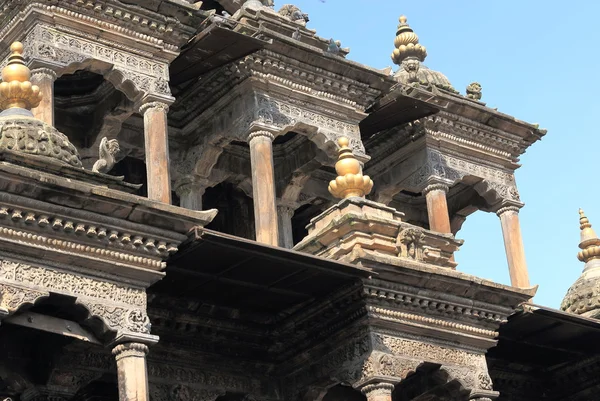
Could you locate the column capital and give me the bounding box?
[30,67,57,81]
[360,382,395,398]
[423,182,450,196]
[112,342,149,360]
[139,101,170,115]
[496,205,521,217]
[175,175,210,196]
[248,130,275,142]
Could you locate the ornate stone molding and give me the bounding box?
[22,24,171,99]
[496,205,521,217]
[360,383,395,398]
[247,130,275,142]
[0,282,47,314]
[112,342,149,360]
[0,258,151,334]
[422,183,449,196]
[140,101,170,115]
[402,150,520,204]
[30,67,58,82]
[366,306,498,338]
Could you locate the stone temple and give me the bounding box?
[0,1,596,401]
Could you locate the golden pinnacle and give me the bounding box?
[328,137,373,199]
[577,209,600,262]
[391,15,427,65]
[0,42,42,110]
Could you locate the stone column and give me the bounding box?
[139,102,171,204]
[112,343,150,401]
[176,178,206,211]
[30,68,57,126]
[277,204,295,249]
[248,131,278,246]
[423,182,452,234]
[497,205,530,288]
[360,383,395,401]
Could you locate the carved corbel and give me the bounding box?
[76,299,151,335]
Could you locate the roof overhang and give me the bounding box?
[360,84,441,139]
[170,22,270,86]
[150,228,373,315]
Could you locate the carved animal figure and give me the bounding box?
[92,137,120,174]
[466,82,482,100]
[279,4,309,23]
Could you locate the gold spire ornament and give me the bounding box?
[577,209,600,262]
[328,137,373,199]
[391,15,427,65]
[0,42,42,111]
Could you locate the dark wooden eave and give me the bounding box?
[170,22,270,86]
[360,84,440,139]
[488,303,600,369]
[151,228,373,315]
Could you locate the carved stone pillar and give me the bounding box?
[175,178,206,211]
[248,131,278,246]
[423,182,452,234]
[139,102,172,204]
[112,343,150,401]
[497,205,530,288]
[360,383,395,401]
[30,68,57,126]
[277,204,295,249]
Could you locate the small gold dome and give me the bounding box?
[0,41,42,110]
[328,137,373,199]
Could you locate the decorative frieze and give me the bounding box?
[403,149,519,202]
[0,258,151,333]
[21,24,171,98]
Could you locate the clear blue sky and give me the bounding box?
[288,0,599,308]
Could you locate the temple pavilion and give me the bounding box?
[0,1,596,401]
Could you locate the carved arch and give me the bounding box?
[0,283,48,316]
[22,24,171,102]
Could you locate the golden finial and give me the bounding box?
[0,42,42,111]
[577,209,600,262]
[391,15,427,65]
[328,137,373,199]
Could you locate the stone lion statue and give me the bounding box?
[92,137,120,174]
[466,82,482,100]
[279,4,309,23]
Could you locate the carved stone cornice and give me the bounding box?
[0,0,198,52]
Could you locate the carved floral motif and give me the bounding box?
[0,258,150,333]
[22,24,170,98]
[403,149,520,202]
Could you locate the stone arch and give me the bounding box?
[23,23,171,102]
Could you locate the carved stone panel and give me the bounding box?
[0,257,150,334]
[21,24,171,100]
